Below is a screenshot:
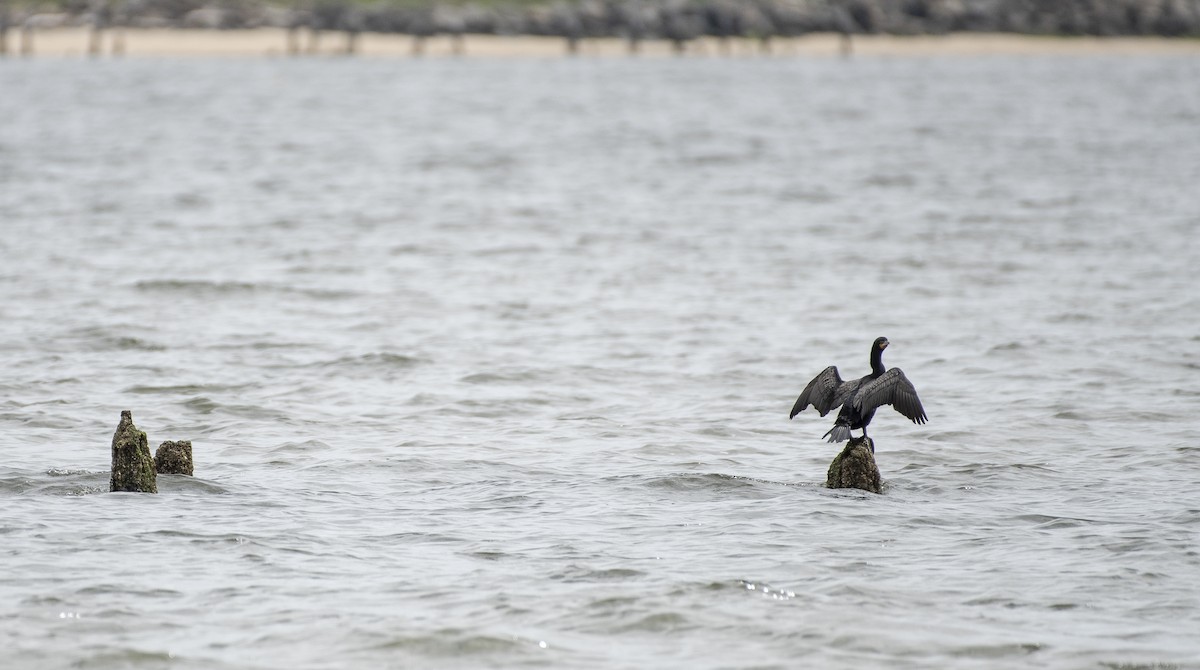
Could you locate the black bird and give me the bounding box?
[789,337,927,444]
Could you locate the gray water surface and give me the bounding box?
[2,55,1199,669]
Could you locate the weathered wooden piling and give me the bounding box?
[110,410,157,493]
[154,440,194,476]
[826,437,881,494]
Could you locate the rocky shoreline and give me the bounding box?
[3,0,1198,54]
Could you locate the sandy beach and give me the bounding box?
[6,27,1200,58]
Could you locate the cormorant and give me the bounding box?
[789,337,927,444]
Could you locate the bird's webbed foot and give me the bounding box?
[860,432,874,453]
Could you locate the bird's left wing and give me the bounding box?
[790,366,845,419]
[853,368,927,425]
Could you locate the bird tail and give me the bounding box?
[823,423,852,443]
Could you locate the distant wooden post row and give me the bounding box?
[0,18,853,60]
[4,0,129,57]
[0,29,839,59]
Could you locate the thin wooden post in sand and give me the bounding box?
[112,21,125,56]
[338,8,361,56]
[306,22,320,54]
[0,0,9,57]
[87,0,107,57]
[285,0,303,55]
[411,34,426,57]
[287,23,300,54]
[19,19,32,56]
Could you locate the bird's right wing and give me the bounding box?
[789,366,845,419]
[853,368,927,425]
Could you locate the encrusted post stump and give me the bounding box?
[154,440,194,476]
[826,436,881,494]
[110,410,157,493]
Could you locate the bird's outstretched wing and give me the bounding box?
[854,368,927,424]
[790,366,847,419]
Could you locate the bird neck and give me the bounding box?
[870,346,886,376]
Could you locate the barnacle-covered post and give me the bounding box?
[110,410,157,493]
[826,437,880,494]
[154,440,194,476]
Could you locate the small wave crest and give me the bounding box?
[374,630,528,656]
[639,472,782,500]
[134,279,359,300]
[306,352,424,379]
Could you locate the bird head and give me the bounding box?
[875,337,889,350]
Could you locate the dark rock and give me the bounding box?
[825,436,881,494]
[154,440,194,476]
[110,410,157,493]
[1153,0,1194,36]
[180,6,222,29]
[847,0,880,32]
[659,5,703,53]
